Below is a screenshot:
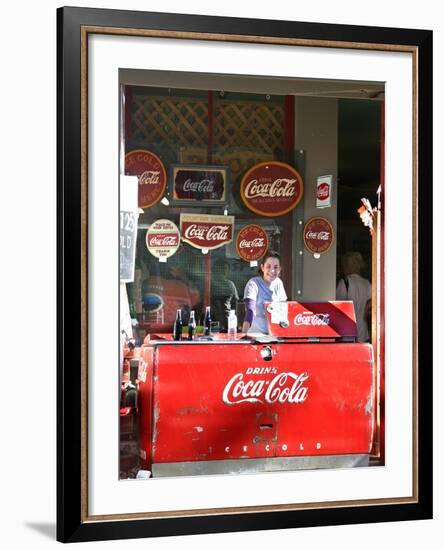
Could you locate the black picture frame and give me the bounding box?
[57,6,433,543]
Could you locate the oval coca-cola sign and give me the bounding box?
[303,217,334,254]
[125,149,167,209]
[236,225,268,262]
[146,219,180,260]
[180,213,234,251]
[240,161,303,217]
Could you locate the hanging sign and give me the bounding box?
[236,225,268,263]
[240,161,303,217]
[119,175,139,283]
[125,149,167,209]
[146,219,180,261]
[170,164,229,206]
[303,217,334,255]
[316,174,333,208]
[120,211,137,281]
[180,213,234,251]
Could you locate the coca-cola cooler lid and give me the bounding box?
[265,301,357,339]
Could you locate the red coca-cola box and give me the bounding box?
[265,301,357,339]
[136,337,374,472]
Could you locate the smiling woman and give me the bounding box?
[242,251,287,334]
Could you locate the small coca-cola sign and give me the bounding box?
[171,165,228,206]
[125,149,167,209]
[240,161,303,217]
[236,225,268,262]
[316,175,332,208]
[303,217,334,254]
[146,219,180,260]
[180,213,234,251]
[265,301,357,338]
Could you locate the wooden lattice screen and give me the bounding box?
[132,95,209,149]
[130,92,285,176]
[214,99,284,154]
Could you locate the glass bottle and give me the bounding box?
[173,309,182,341]
[188,310,196,341]
[204,306,212,336]
[228,309,237,339]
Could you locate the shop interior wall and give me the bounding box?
[294,97,338,301]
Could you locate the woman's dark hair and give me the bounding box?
[257,250,281,276]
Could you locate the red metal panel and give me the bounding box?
[266,301,357,339]
[139,342,374,465]
[137,345,154,469]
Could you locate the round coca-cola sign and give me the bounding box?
[303,217,334,254]
[146,219,180,260]
[125,149,167,209]
[236,225,269,262]
[240,161,303,217]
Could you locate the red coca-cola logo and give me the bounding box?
[303,217,334,254]
[222,369,309,405]
[236,225,268,262]
[240,161,303,217]
[125,149,167,208]
[180,214,234,250]
[147,233,179,248]
[317,183,330,200]
[184,225,228,241]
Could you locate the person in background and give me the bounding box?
[242,251,287,334]
[211,258,239,330]
[336,251,372,343]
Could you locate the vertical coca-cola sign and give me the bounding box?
[316,174,332,208]
[180,214,234,251]
[125,149,167,208]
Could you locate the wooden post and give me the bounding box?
[361,100,385,462]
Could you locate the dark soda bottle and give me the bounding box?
[188,310,196,341]
[173,309,182,341]
[204,306,212,336]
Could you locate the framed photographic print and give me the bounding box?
[57,6,433,543]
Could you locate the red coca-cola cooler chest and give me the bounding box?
[136,301,375,477]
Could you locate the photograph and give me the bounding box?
[119,71,385,481]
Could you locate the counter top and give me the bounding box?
[145,333,278,345]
